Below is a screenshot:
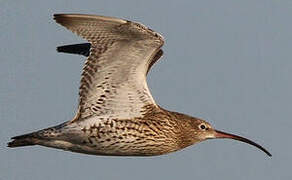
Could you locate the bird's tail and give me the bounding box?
[8,123,67,148]
[7,132,37,148]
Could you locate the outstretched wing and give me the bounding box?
[54,14,164,121]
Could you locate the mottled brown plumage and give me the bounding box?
[8,14,271,157]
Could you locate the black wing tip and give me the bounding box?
[56,46,63,52]
[56,43,91,57]
[56,45,71,53]
[53,14,62,20]
[53,13,95,20]
[53,13,66,19]
[53,14,73,24]
[53,14,64,24]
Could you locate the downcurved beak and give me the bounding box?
[214,130,272,157]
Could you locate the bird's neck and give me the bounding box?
[167,111,201,149]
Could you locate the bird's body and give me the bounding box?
[15,106,205,156]
[8,14,271,157]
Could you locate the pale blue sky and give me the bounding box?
[1,0,291,179]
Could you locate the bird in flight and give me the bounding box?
[8,14,271,157]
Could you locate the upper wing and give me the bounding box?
[54,14,164,121]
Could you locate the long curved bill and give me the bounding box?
[215,130,272,157]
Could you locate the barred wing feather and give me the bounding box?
[54,14,164,121]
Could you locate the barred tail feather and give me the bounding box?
[8,133,37,148]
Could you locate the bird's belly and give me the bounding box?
[53,132,176,156]
[69,134,172,156]
[55,118,179,156]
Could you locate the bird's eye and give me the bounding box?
[199,124,208,130]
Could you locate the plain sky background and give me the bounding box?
[1,0,291,179]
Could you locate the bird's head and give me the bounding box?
[179,116,271,157]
